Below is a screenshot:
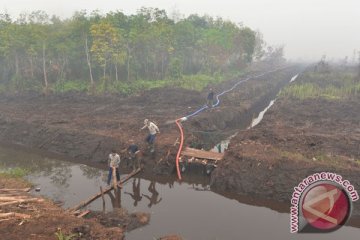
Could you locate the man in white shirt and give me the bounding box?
[140,119,160,152]
[107,149,121,185]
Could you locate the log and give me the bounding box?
[100,186,105,211]
[77,210,90,218]
[69,169,141,212]
[0,196,34,201]
[0,198,44,207]
[0,212,31,219]
[112,167,118,191]
[0,188,31,192]
[100,186,105,203]
[0,194,27,198]
[0,218,12,222]
[181,147,224,161]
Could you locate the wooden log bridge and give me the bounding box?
[181,147,224,161]
[69,168,141,212]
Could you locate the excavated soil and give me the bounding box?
[0,66,312,238]
[0,66,301,175]
[210,74,360,216]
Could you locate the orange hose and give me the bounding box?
[175,119,184,180]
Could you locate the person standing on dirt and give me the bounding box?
[127,143,141,170]
[140,119,160,152]
[207,88,215,107]
[107,149,121,186]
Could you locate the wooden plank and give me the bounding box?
[69,168,141,212]
[112,167,118,191]
[77,210,91,218]
[181,147,224,161]
[0,198,44,207]
[0,188,31,192]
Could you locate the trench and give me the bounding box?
[188,72,298,156]
[0,145,359,239]
[1,72,359,238]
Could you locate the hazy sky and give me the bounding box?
[1,0,359,61]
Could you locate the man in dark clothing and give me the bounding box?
[207,88,214,107]
[127,144,141,170]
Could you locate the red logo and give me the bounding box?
[301,183,351,231]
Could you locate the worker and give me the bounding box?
[207,88,214,107]
[140,119,160,152]
[127,143,141,170]
[107,149,121,186]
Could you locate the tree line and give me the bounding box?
[0,8,284,94]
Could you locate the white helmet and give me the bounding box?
[144,119,149,125]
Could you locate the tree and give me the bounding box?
[90,21,125,87]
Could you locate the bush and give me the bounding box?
[53,80,88,93]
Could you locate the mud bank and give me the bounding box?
[210,69,360,216]
[0,175,126,240]
[0,66,302,176]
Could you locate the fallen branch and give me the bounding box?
[0,218,12,222]
[0,196,34,201]
[69,169,141,212]
[0,193,28,197]
[0,188,31,192]
[77,210,90,218]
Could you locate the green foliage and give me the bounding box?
[0,167,28,178]
[55,229,77,240]
[179,74,222,91]
[53,80,88,93]
[279,70,360,100]
[106,79,170,95]
[0,9,262,94]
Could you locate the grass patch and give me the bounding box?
[279,71,360,100]
[2,69,245,95]
[53,80,89,93]
[55,229,77,240]
[94,71,243,95]
[0,167,28,178]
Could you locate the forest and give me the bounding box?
[0,8,284,94]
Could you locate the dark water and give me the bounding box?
[0,146,359,240]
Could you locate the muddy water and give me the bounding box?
[250,99,276,128]
[0,146,359,239]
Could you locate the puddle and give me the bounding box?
[0,145,359,239]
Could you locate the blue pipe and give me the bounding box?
[181,67,286,121]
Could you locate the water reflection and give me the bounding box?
[124,178,142,207]
[79,164,102,179]
[49,163,72,188]
[190,183,210,192]
[142,181,162,208]
[107,189,122,209]
[0,145,359,240]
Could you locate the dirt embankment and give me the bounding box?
[210,69,360,215]
[0,176,127,240]
[0,65,310,238]
[0,66,301,176]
